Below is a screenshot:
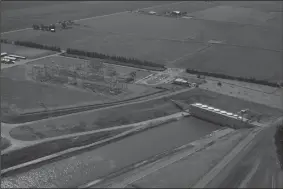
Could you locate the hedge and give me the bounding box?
[1,39,61,52]
[66,48,165,69]
[186,68,280,88]
[14,40,61,52]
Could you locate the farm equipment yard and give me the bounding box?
[1,1,283,188]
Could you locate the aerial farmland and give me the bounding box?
[2,1,282,81]
[1,1,282,188]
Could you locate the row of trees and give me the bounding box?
[186,68,281,88]
[66,48,166,70]
[13,40,61,52]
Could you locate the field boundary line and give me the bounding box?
[1,1,186,35]
[191,126,264,188]
[84,128,235,188]
[238,158,261,188]
[168,45,212,65]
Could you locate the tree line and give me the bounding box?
[13,41,61,52]
[66,48,166,70]
[186,68,281,88]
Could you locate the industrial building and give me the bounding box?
[189,103,255,129]
[173,78,197,87]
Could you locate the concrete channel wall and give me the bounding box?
[189,104,254,129]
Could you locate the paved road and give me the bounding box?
[217,125,283,188]
[1,117,220,188]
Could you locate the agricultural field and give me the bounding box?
[1,43,55,59]
[2,1,173,32]
[2,1,282,82]
[1,55,160,114]
[148,1,282,26]
[1,24,207,64]
[175,45,282,81]
[0,76,109,114]
[9,88,283,141]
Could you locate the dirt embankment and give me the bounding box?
[1,137,11,151]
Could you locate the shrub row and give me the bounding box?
[14,40,61,52]
[66,48,165,69]
[186,68,280,88]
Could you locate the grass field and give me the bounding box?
[175,45,282,81]
[1,43,55,59]
[9,88,282,141]
[1,76,110,113]
[2,1,173,32]
[1,24,207,64]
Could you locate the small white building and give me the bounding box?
[172,11,181,15]
[1,52,8,57]
[148,11,157,15]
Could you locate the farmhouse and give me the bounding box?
[148,11,157,15]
